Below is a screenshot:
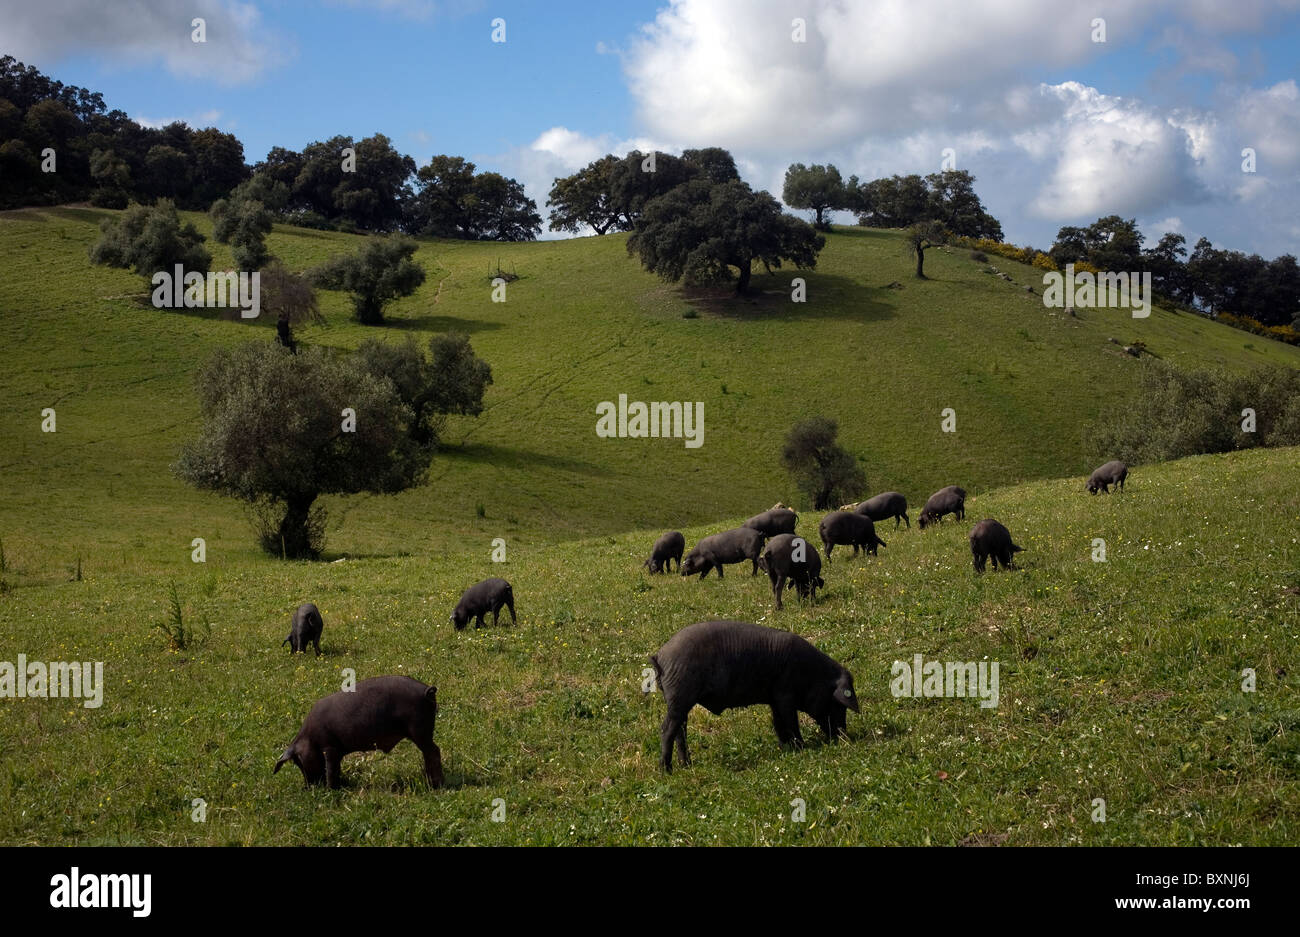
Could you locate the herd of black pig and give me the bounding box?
[274,460,1130,787]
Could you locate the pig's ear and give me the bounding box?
[274,747,295,774]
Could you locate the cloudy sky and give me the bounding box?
[3,0,1299,255]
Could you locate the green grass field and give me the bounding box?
[1,206,1298,845]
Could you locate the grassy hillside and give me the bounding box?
[3,205,1299,572]
[1,206,1298,846]
[0,447,1296,845]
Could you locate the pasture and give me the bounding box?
[1,207,1298,845]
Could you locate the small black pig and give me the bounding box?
[679,527,766,579]
[451,578,517,629]
[818,510,886,561]
[742,507,798,538]
[282,603,324,656]
[918,485,966,528]
[969,518,1023,573]
[274,675,444,789]
[758,533,824,610]
[1087,460,1128,494]
[855,491,910,528]
[643,531,686,574]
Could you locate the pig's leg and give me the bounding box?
[659,713,681,772]
[420,740,444,788]
[675,717,690,767]
[506,593,517,624]
[323,748,343,789]
[771,701,801,748]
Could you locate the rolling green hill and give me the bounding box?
[1,206,1298,845]
[3,205,1299,572]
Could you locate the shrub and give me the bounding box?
[1089,362,1300,464]
[211,194,273,271]
[89,199,211,281]
[311,236,426,325]
[1218,312,1300,346]
[781,416,866,510]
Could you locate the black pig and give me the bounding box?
[643,531,686,574]
[282,603,323,656]
[451,578,517,629]
[918,485,966,528]
[855,491,910,528]
[650,620,857,771]
[679,528,766,579]
[758,533,824,610]
[1087,460,1128,494]
[819,510,886,561]
[742,508,798,538]
[969,518,1023,572]
[274,675,444,789]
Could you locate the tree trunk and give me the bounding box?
[277,493,319,559]
[736,260,752,295]
[356,298,386,325]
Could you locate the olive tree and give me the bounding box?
[781,416,865,510]
[174,335,491,558]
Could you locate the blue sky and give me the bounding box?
[4,0,1300,255]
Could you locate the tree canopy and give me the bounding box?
[311,235,426,325]
[174,336,492,558]
[89,199,211,280]
[781,417,865,510]
[410,155,540,241]
[547,155,633,235]
[627,177,825,293]
[847,170,1002,240]
[782,163,847,229]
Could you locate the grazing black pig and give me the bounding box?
[282,602,323,656]
[758,534,825,610]
[917,485,966,528]
[969,519,1023,573]
[274,675,444,789]
[450,577,516,629]
[855,491,910,528]
[819,510,886,561]
[650,620,857,771]
[1087,460,1128,494]
[680,527,766,579]
[643,531,686,574]
[742,507,798,538]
